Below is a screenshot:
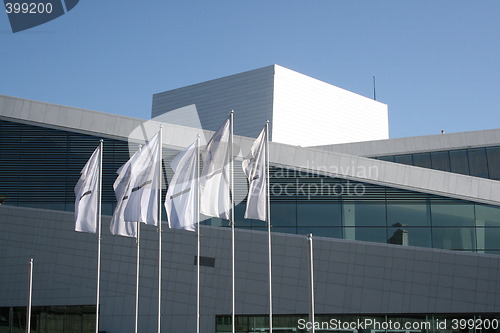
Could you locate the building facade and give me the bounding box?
[152,65,389,146]
[1,66,500,333]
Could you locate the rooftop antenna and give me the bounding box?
[373,76,377,100]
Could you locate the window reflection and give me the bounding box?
[270,202,296,227]
[432,227,476,251]
[353,203,386,227]
[297,202,341,227]
[449,149,470,175]
[387,203,430,227]
[345,227,387,243]
[297,227,342,238]
[430,151,451,171]
[394,154,413,165]
[413,153,432,168]
[468,148,489,178]
[486,146,500,180]
[387,226,432,248]
[431,204,475,227]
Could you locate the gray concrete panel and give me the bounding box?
[3,205,500,332]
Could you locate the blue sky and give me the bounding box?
[1,1,499,138]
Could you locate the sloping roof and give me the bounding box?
[2,94,500,206]
[313,128,500,156]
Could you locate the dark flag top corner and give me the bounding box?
[4,0,79,33]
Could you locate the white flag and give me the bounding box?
[165,141,197,231]
[242,128,267,221]
[110,155,137,237]
[110,132,160,236]
[200,118,231,219]
[123,132,160,226]
[75,145,100,233]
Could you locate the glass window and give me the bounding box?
[353,203,387,227]
[387,203,430,227]
[0,307,8,327]
[376,155,395,162]
[250,218,267,229]
[486,146,500,180]
[475,204,500,227]
[432,227,476,251]
[271,226,297,235]
[234,203,248,225]
[394,154,413,165]
[431,203,475,226]
[201,217,230,227]
[344,227,387,243]
[475,204,500,252]
[430,151,451,171]
[412,153,432,168]
[387,226,431,247]
[476,228,500,253]
[449,149,470,175]
[468,148,489,178]
[297,227,342,238]
[297,202,341,226]
[270,202,296,227]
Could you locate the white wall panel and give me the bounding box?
[153,65,388,146]
[272,65,388,146]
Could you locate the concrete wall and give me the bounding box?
[2,205,500,332]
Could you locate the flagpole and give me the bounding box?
[135,144,142,333]
[307,233,315,333]
[230,110,235,333]
[96,139,103,333]
[135,220,140,333]
[158,126,163,333]
[265,121,273,333]
[26,258,33,333]
[196,134,201,333]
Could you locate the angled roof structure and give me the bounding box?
[314,128,500,157]
[2,94,500,207]
[152,65,389,147]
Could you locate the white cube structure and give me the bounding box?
[152,64,389,146]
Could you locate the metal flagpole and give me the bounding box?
[96,139,103,333]
[26,258,33,333]
[135,144,142,333]
[307,234,315,333]
[265,121,272,333]
[135,220,140,333]
[158,126,163,333]
[230,111,235,333]
[196,134,201,333]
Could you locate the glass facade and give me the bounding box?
[0,305,95,333]
[0,119,135,215]
[210,168,500,253]
[3,119,500,253]
[374,146,500,180]
[0,120,176,217]
[215,314,500,333]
